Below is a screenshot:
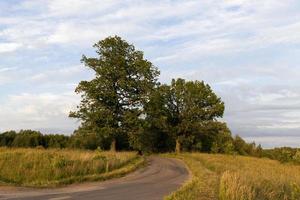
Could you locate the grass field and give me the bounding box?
[165,153,300,200]
[0,148,144,187]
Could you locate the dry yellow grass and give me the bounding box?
[0,148,143,187]
[165,153,300,200]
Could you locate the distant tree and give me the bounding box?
[70,36,159,151]
[44,134,70,148]
[69,132,100,150]
[233,135,248,155]
[292,150,300,163]
[245,142,257,155]
[146,78,225,153]
[255,144,263,157]
[190,121,232,153]
[264,147,297,163]
[210,123,234,154]
[11,130,43,148]
[0,130,17,147]
[0,130,71,149]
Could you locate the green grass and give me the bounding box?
[164,153,300,200]
[0,148,144,187]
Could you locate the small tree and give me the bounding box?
[233,135,248,155]
[210,124,234,154]
[70,36,159,151]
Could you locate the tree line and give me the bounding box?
[262,147,300,163]
[0,36,263,156]
[0,130,69,148]
[0,129,262,156]
[0,129,117,150]
[3,129,298,164]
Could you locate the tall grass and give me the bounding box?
[0,148,142,187]
[165,153,300,200]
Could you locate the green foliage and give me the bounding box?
[0,130,17,147]
[232,135,248,155]
[211,130,234,154]
[12,130,43,147]
[69,35,159,150]
[293,150,300,163]
[232,135,263,157]
[69,131,102,150]
[262,147,300,163]
[145,79,225,152]
[0,130,69,149]
[43,134,69,148]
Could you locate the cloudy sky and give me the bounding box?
[0,0,299,147]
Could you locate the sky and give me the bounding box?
[0,0,300,148]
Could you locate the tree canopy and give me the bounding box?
[69,36,159,151]
[144,78,225,152]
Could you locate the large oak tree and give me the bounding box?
[70,36,159,151]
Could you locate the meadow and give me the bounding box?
[165,153,300,200]
[0,148,143,187]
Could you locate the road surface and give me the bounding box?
[0,157,189,200]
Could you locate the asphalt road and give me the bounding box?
[0,157,189,200]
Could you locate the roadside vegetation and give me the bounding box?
[0,148,143,187]
[165,153,300,200]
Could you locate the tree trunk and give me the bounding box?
[110,139,116,152]
[175,138,181,153]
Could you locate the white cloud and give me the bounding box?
[0,0,299,51]
[0,93,79,133]
[0,66,18,72]
[46,0,122,17]
[0,42,22,53]
[29,65,88,82]
[46,23,106,45]
[0,66,20,85]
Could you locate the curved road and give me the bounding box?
[0,157,189,200]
